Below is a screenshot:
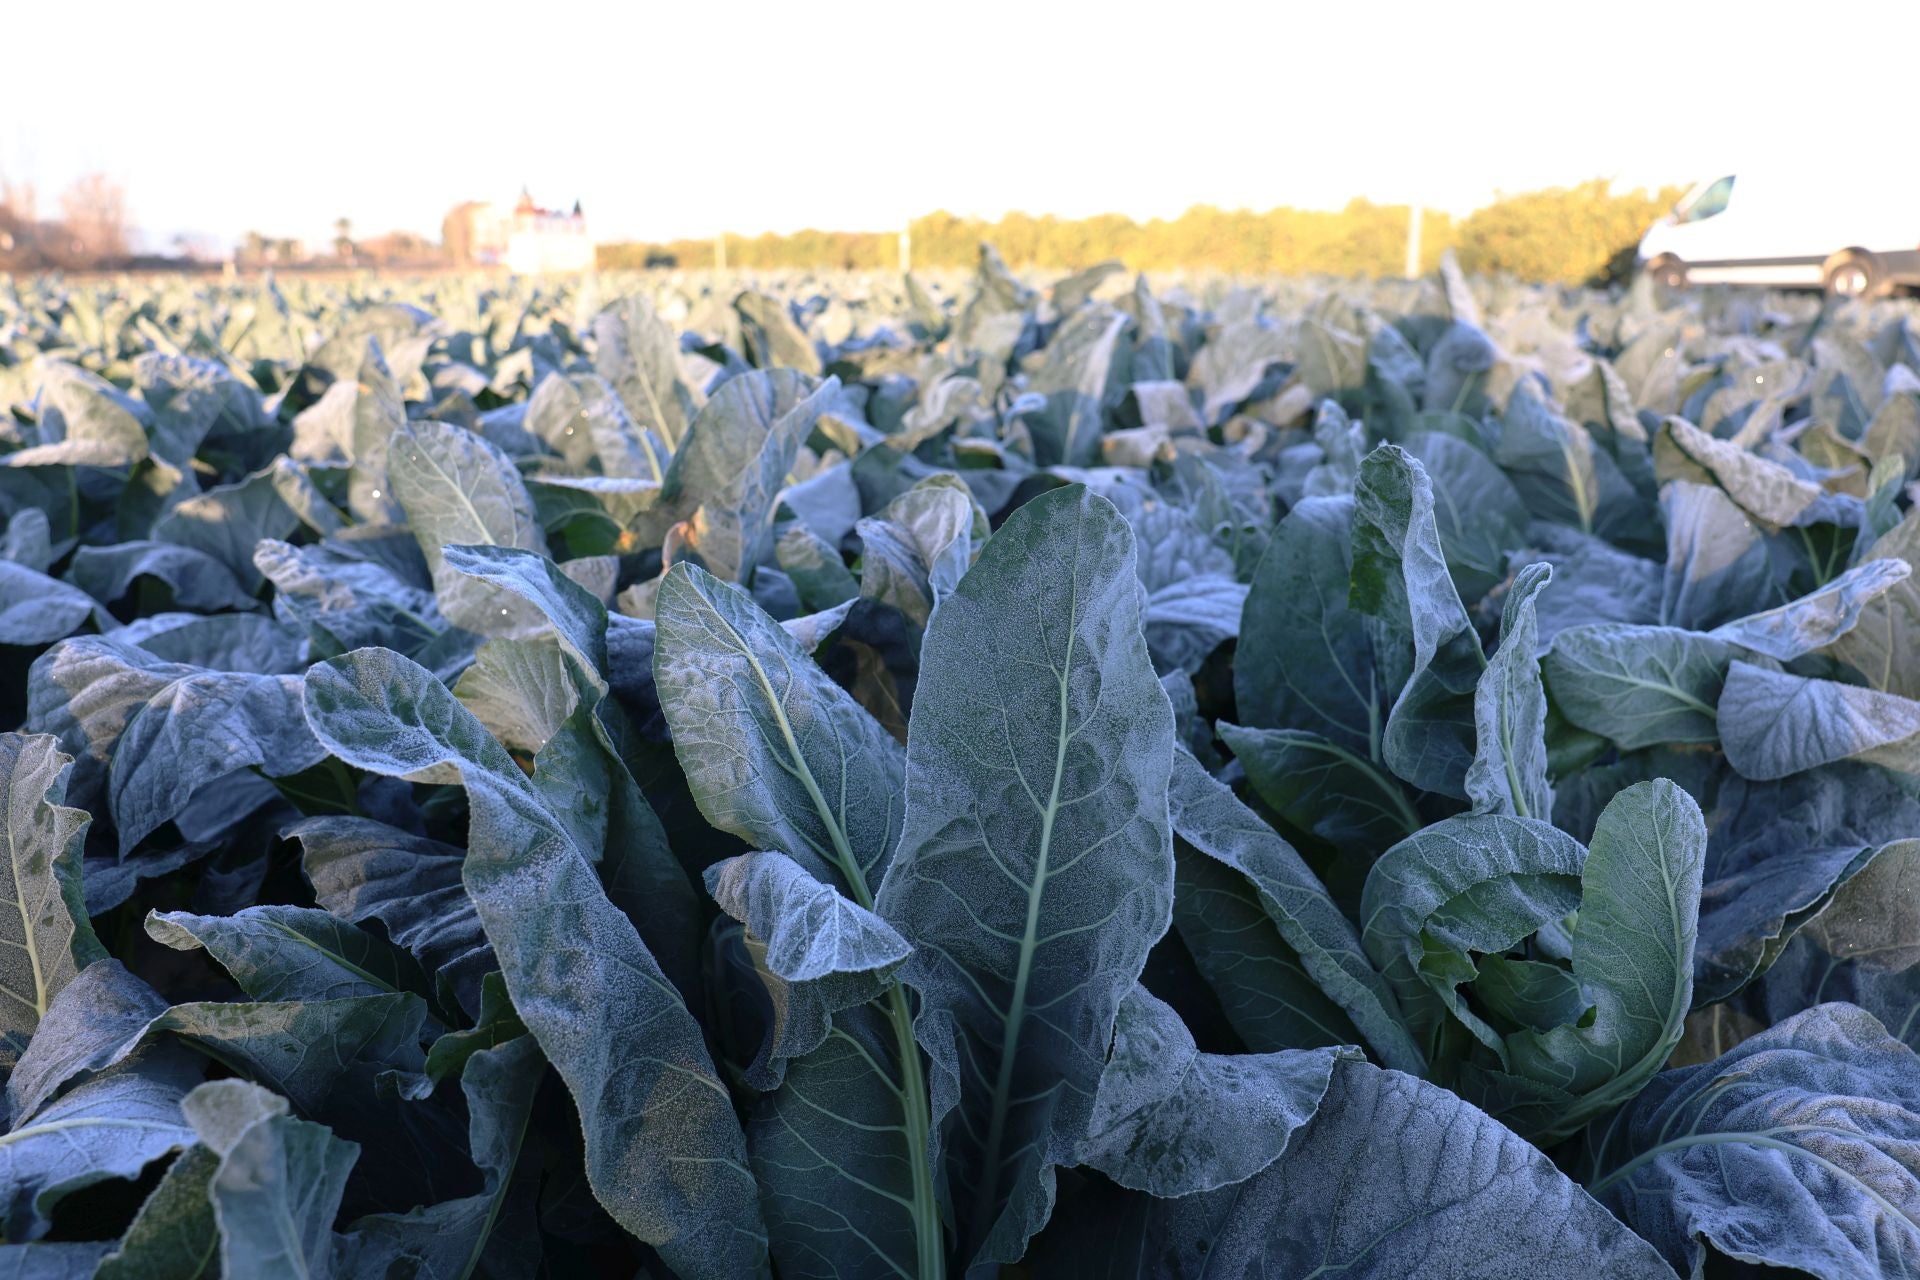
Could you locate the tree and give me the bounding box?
[58,173,128,264]
[334,217,355,260]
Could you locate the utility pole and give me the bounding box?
[714,231,726,272]
[898,222,911,275]
[1404,204,1423,278]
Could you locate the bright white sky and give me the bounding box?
[6,0,1915,251]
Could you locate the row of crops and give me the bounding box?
[0,253,1916,1277]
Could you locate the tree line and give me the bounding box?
[597,180,1684,285]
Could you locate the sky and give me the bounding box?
[6,0,1916,252]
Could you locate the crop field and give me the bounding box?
[0,253,1917,1279]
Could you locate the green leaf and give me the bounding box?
[0,563,102,646]
[181,1080,359,1280]
[1720,660,1920,780]
[1589,1003,1920,1280]
[388,421,548,636]
[342,1034,545,1280]
[660,369,837,583]
[1171,842,1364,1056]
[874,484,1174,1269]
[1235,495,1381,754]
[95,1144,219,1280]
[593,295,698,448]
[287,817,494,1019]
[654,561,905,894]
[1465,562,1553,819]
[1220,723,1421,856]
[301,649,765,1277]
[1034,1055,1676,1279]
[144,906,435,1005]
[1350,444,1485,797]
[1360,812,1586,1055]
[0,1049,199,1240]
[703,851,910,1088]
[1168,749,1421,1072]
[0,734,101,1072]
[1543,625,1734,750]
[1080,985,1353,1196]
[1494,780,1707,1139]
[1708,556,1910,660]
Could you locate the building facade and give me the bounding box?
[443,190,592,273]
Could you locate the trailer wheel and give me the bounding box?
[1823,250,1884,299]
[1646,255,1687,290]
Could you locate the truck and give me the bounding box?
[1637,168,1920,297]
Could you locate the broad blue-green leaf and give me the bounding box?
[1023,306,1129,466]
[435,545,701,996]
[1525,522,1663,636]
[7,969,452,1213]
[251,536,456,665]
[0,508,53,573]
[0,563,101,646]
[26,635,324,828]
[1709,556,1909,660]
[703,850,909,1086]
[1361,812,1586,1053]
[853,475,985,628]
[1350,444,1486,797]
[1492,780,1706,1140]
[1081,986,1352,1195]
[654,561,905,894]
[288,816,494,1019]
[1543,625,1735,750]
[0,1049,199,1240]
[1235,495,1381,753]
[1827,509,1920,696]
[1721,660,1920,779]
[737,290,822,375]
[1465,562,1553,819]
[182,1080,359,1280]
[1657,415,1825,527]
[302,649,765,1277]
[524,371,665,481]
[145,906,435,1005]
[1589,1003,1920,1279]
[874,484,1174,1268]
[67,543,256,614]
[340,1034,544,1280]
[776,522,858,612]
[289,339,405,523]
[118,612,309,674]
[1693,841,1884,1005]
[1219,722,1421,855]
[107,657,326,853]
[747,998,942,1280]
[18,363,150,468]
[1170,845,1362,1054]
[1033,1056,1676,1280]
[6,961,167,1127]
[661,369,837,583]
[594,295,697,448]
[1496,387,1618,536]
[1093,474,1245,674]
[1660,482,1772,630]
[93,1144,219,1280]
[1404,430,1529,602]
[150,463,309,592]
[1168,749,1421,1072]
[388,421,548,636]
[0,734,102,1071]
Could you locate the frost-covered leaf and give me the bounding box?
[875,484,1173,1269]
[1590,1003,1920,1280]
